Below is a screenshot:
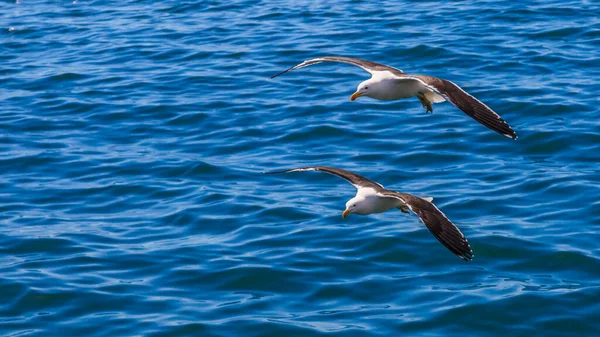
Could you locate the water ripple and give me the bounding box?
[1,0,599,336]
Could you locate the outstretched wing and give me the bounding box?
[265,166,383,190]
[398,74,517,140]
[378,190,474,261]
[270,56,404,79]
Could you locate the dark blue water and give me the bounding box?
[1,1,600,336]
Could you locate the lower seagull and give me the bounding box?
[266,166,473,261]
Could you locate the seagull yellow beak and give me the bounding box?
[350,91,362,101]
[342,208,352,219]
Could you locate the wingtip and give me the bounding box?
[503,131,518,140]
[263,169,291,175]
[269,71,284,80]
[269,65,297,80]
[263,170,281,175]
[460,252,474,262]
[459,241,474,262]
[465,248,474,261]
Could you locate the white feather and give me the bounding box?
[424,91,446,103]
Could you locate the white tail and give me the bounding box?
[425,91,446,103]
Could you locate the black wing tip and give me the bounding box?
[503,129,518,140]
[459,249,474,262]
[269,70,286,79]
[263,167,317,175]
[270,58,315,79]
[269,71,285,79]
[458,239,474,261]
[263,169,291,175]
[477,117,517,140]
[269,64,298,79]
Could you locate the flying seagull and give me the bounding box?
[271,56,517,140]
[266,166,473,261]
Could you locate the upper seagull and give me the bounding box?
[271,56,517,140]
[266,166,473,261]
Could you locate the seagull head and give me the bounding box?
[342,196,367,218]
[350,80,374,101]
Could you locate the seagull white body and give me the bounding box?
[359,73,446,102]
[267,166,473,261]
[347,187,406,215]
[271,56,517,140]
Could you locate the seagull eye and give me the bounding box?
[364,86,369,90]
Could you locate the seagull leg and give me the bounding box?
[416,93,433,114]
[398,206,410,214]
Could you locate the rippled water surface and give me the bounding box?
[2,1,600,336]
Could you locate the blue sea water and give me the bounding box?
[1,0,600,336]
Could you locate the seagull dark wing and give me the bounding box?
[270,56,404,78]
[265,166,383,190]
[401,75,517,140]
[378,191,474,261]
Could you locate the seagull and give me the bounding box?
[271,56,517,140]
[266,166,473,261]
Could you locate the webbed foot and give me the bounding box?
[416,93,433,114]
